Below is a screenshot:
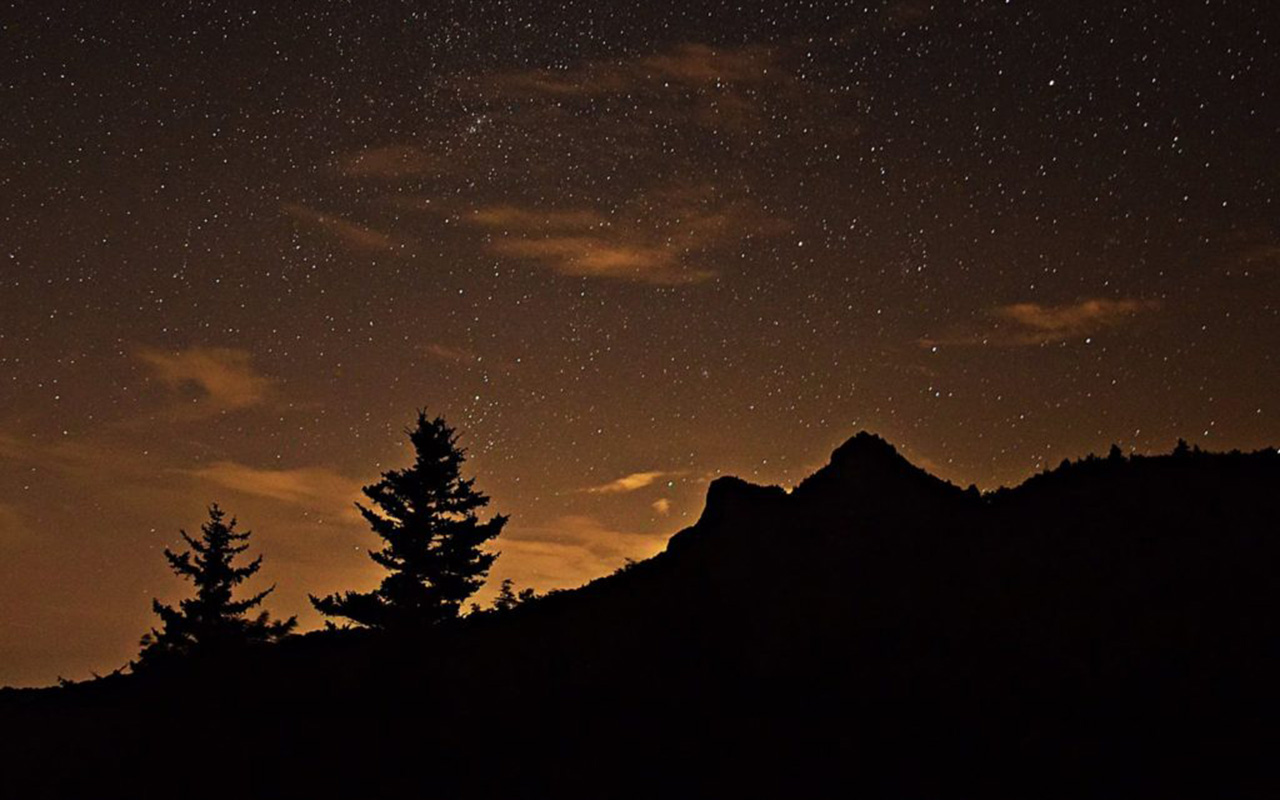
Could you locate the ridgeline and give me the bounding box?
[3,434,1277,798]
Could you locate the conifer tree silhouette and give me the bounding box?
[490,578,537,612]
[136,504,295,669]
[311,411,507,630]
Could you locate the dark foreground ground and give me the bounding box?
[2,435,1277,798]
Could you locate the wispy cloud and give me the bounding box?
[420,343,515,372]
[468,203,708,284]
[651,498,672,515]
[998,299,1157,338]
[0,429,154,483]
[585,470,671,494]
[460,183,781,285]
[482,43,794,134]
[922,298,1160,347]
[493,515,668,590]
[422,343,482,365]
[302,42,838,289]
[309,42,827,285]
[470,206,608,231]
[185,461,359,515]
[494,237,707,285]
[282,203,403,253]
[882,0,937,30]
[138,346,273,410]
[488,42,774,95]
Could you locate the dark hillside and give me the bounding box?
[3,435,1278,798]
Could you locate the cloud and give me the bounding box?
[922,298,1160,347]
[461,185,781,285]
[291,43,828,289]
[997,299,1156,336]
[422,343,481,365]
[470,206,608,231]
[420,343,515,372]
[487,43,776,99]
[138,346,273,410]
[282,203,403,253]
[492,236,708,285]
[883,0,937,30]
[651,498,672,515]
[299,43,823,285]
[339,145,438,178]
[0,429,159,486]
[185,461,359,514]
[477,42,843,135]
[585,470,670,494]
[493,515,668,590]
[642,43,775,84]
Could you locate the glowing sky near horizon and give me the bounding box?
[1,1,1276,686]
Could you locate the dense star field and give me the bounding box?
[1,1,1276,686]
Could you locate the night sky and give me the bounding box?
[2,1,1276,686]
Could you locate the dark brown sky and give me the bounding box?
[1,1,1277,686]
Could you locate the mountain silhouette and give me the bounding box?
[2,434,1277,799]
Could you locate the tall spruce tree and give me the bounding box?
[136,505,296,669]
[311,411,507,630]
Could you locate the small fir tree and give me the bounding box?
[137,504,295,669]
[490,578,537,612]
[311,411,507,630]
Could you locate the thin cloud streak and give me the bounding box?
[922,298,1161,347]
[487,43,775,94]
[492,237,709,285]
[282,203,404,253]
[585,470,671,494]
[422,343,482,365]
[470,206,608,230]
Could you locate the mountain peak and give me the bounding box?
[667,432,964,557]
[828,431,905,467]
[791,431,961,512]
